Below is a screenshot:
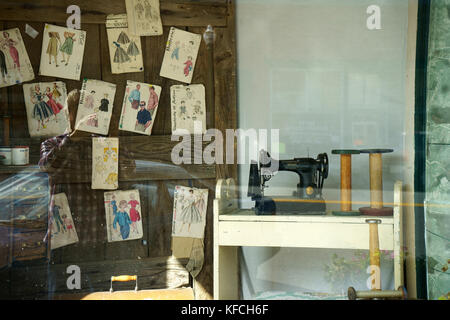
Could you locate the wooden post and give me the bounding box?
[367,218,381,291]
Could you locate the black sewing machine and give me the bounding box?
[248,150,329,215]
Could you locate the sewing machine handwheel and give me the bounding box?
[318,153,329,179]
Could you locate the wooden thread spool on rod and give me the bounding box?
[331,150,360,216]
[359,149,393,216]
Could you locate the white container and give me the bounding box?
[12,146,29,165]
[0,147,12,165]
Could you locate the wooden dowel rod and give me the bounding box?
[353,289,404,299]
[340,154,352,211]
[368,220,381,290]
[369,153,383,209]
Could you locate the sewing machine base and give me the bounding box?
[254,196,326,215]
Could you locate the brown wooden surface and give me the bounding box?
[0,0,238,300]
[0,0,228,27]
[53,287,195,300]
[10,256,190,298]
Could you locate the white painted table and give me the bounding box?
[213,179,404,300]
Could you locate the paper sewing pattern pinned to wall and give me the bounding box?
[125,0,163,36]
[23,81,71,138]
[75,79,117,135]
[171,84,206,134]
[160,27,201,84]
[172,186,208,239]
[106,14,144,74]
[39,24,86,81]
[0,28,34,88]
[119,80,162,135]
[104,189,143,242]
[50,193,79,249]
[92,137,119,190]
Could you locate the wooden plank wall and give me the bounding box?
[0,0,237,299]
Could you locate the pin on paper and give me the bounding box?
[25,24,39,39]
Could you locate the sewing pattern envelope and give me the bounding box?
[92,137,119,190]
[23,81,71,138]
[160,27,201,84]
[106,14,144,74]
[0,28,34,88]
[75,79,117,135]
[125,0,163,36]
[39,24,86,81]
[171,84,206,134]
[104,189,143,242]
[50,193,79,249]
[172,186,208,239]
[119,80,161,135]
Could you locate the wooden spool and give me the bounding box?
[359,149,393,216]
[331,150,360,216]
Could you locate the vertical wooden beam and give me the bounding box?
[214,0,237,181]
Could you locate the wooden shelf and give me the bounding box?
[219,208,394,224]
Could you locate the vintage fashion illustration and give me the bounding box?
[0,28,34,88]
[125,0,163,36]
[170,84,206,134]
[119,80,162,135]
[106,14,144,74]
[75,79,116,135]
[39,24,86,80]
[104,189,143,242]
[50,193,79,249]
[23,81,71,138]
[92,137,119,190]
[172,186,208,239]
[160,27,201,84]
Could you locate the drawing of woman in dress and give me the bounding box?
[113,41,130,67]
[60,31,76,66]
[144,0,153,19]
[0,47,7,84]
[84,90,95,109]
[117,31,130,45]
[2,32,20,72]
[113,200,132,240]
[62,214,75,236]
[128,193,141,234]
[183,56,193,77]
[45,87,63,122]
[178,189,205,233]
[52,83,62,99]
[127,40,140,60]
[134,0,145,19]
[86,113,98,127]
[46,32,61,67]
[31,85,54,131]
